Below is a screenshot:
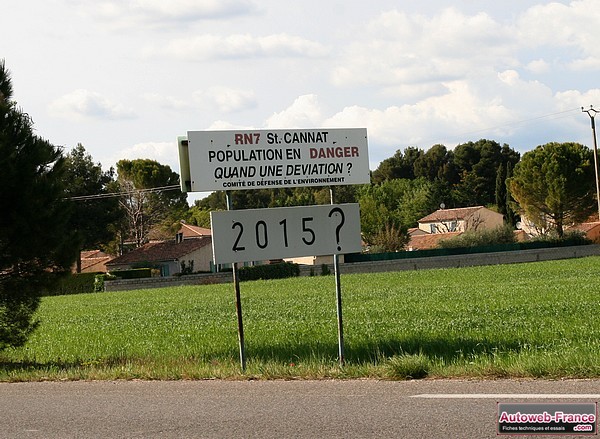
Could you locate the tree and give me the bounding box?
[495,162,507,217]
[504,161,517,226]
[413,144,453,181]
[184,206,213,228]
[372,147,422,183]
[452,139,520,206]
[0,60,78,350]
[116,159,188,247]
[64,144,121,271]
[508,142,596,237]
[356,178,432,250]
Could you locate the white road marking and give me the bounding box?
[412,394,600,399]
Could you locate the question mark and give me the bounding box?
[328,207,345,252]
[346,162,353,174]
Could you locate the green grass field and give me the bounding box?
[2,256,600,381]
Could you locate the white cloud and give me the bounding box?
[555,89,600,111]
[48,89,136,121]
[148,33,329,61]
[194,86,257,113]
[517,1,600,65]
[143,93,190,111]
[332,7,516,90]
[525,59,550,74]
[75,0,257,27]
[265,94,323,128]
[568,57,600,72]
[206,120,255,130]
[116,141,179,171]
[322,77,537,163]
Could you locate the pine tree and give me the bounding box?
[64,144,121,271]
[0,60,77,350]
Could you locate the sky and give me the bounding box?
[3,0,600,203]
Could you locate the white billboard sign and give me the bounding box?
[210,204,361,264]
[183,128,369,192]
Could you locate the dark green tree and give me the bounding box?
[508,142,596,237]
[504,161,517,226]
[64,144,121,271]
[413,144,453,181]
[452,139,520,206]
[0,60,78,350]
[495,162,507,216]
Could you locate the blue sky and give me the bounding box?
[3,1,599,202]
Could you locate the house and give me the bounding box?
[406,206,504,251]
[106,225,214,276]
[416,206,504,234]
[518,212,600,242]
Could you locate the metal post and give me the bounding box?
[583,106,600,221]
[226,191,246,371]
[330,187,345,366]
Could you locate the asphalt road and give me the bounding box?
[1,379,599,438]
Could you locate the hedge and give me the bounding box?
[108,268,152,280]
[238,262,300,281]
[44,272,99,296]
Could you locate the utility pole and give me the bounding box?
[582,105,600,221]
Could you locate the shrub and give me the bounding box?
[438,225,516,249]
[238,262,300,281]
[530,229,591,247]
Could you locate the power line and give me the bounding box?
[66,185,181,201]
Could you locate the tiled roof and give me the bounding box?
[181,223,212,238]
[418,206,485,223]
[107,236,212,266]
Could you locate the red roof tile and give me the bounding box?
[418,206,485,223]
[181,223,212,238]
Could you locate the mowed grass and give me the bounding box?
[2,256,600,381]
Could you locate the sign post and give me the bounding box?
[225,191,246,371]
[178,128,369,370]
[330,188,345,365]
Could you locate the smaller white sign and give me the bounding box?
[210,204,361,264]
